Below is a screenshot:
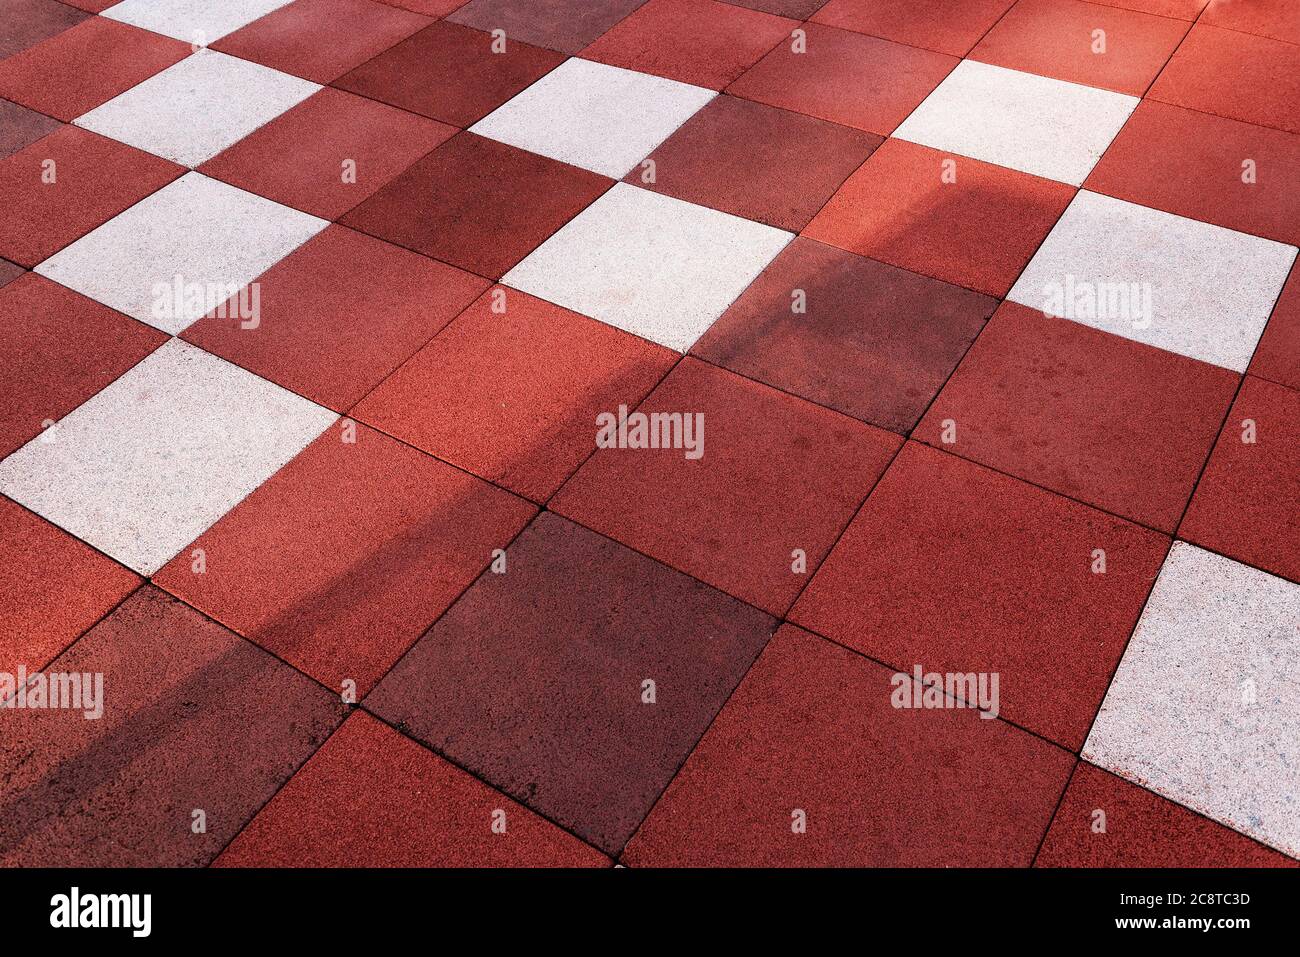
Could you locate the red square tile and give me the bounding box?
[1037,762,1297,867]
[353,287,676,501]
[153,424,535,696]
[200,88,454,220]
[626,94,880,231]
[0,125,184,267]
[582,0,796,90]
[622,625,1074,866]
[1086,100,1300,247]
[692,237,995,432]
[1179,375,1300,583]
[1201,0,1300,46]
[1086,0,1206,18]
[447,0,649,55]
[0,586,344,867]
[1250,265,1300,391]
[803,137,1075,297]
[213,0,432,84]
[0,274,166,457]
[215,712,609,866]
[0,97,59,159]
[812,0,1015,57]
[915,302,1238,532]
[366,512,776,853]
[791,442,1169,748]
[333,19,564,126]
[1149,23,1300,134]
[341,132,612,279]
[727,23,957,135]
[969,0,1189,97]
[551,358,901,614]
[374,0,464,13]
[0,0,87,60]
[183,226,488,411]
[722,0,826,15]
[0,17,190,121]
[0,496,140,672]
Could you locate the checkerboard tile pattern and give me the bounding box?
[1,0,1296,869]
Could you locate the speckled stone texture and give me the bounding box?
[447,0,649,54]
[102,0,294,45]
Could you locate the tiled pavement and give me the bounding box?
[0,0,1297,869]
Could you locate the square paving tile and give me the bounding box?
[0,16,191,121]
[627,93,880,231]
[0,0,87,60]
[34,172,327,334]
[582,0,796,90]
[0,97,59,159]
[1088,0,1206,17]
[102,0,294,46]
[0,585,343,866]
[727,22,957,135]
[893,59,1137,185]
[791,441,1169,749]
[343,133,611,279]
[1179,376,1300,584]
[353,287,676,501]
[0,338,336,575]
[622,625,1074,866]
[804,137,1075,296]
[183,225,489,411]
[503,182,790,351]
[447,0,649,55]
[691,237,995,432]
[333,20,565,127]
[1007,190,1298,371]
[154,423,535,695]
[75,49,320,168]
[811,0,1015,56]
[366,511,777,854]
[1083,542,1300,859]
[551,358,901,614]
[1250,265,1300,391]
[1200,0,1299,46]
[470,57,715,178]
[215,713,609,866]
[916,302,1237,532]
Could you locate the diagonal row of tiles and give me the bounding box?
[2,0,1298,867]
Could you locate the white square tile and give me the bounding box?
[103,0,292,45]
[893,60,1138,186]
[75,49,319,167]
[1008,191,1298,371]
[503,183,791,352]
[1084,542,1300,859]
[35,172,327,335]
[0,339,336,575]
[469,58,715,178]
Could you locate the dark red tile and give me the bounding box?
[803,137,1075,297]
[551,358,900,614]
[0,97,59,159]
[727,22,957,134]
[447,0,649,55]
[1179,376,1300,583]
[367,512,776,853]
[0,586,344,866]
[1086,99,1300,247]
[915,302,1238,532]
[153,424,535,696]
[692,237,995,432]
[0,0,87,61]
[623,625,1074,866]
[183,225,488,411]
[969,0,1189,97]
[0,257,22,287]
[1149,23,1300,134]
[353,287,676,501]
[200,88,453,220]
[812,0,1015,56]
[582,0,796,90]
[333,19,564,127]
[0,496,140,672]
[215,712,609,866]
[725,0,827,16]
[0,274,167,458]
[0,124,184,267]
[213,0,431,84]
[0,17,190,121]
[791,442,1169,748]
[1037,762,1297,867]
[1201,0,1299,46]
[627,94,880,231]
[341,132,612,279]
[1250,265,1300,391]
